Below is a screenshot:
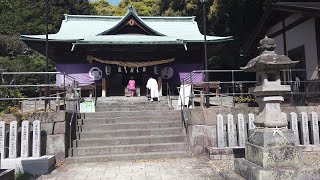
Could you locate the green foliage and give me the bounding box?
[0,53,56,112]
[91,0,160,16]
[3,106,32,123]
[92,0,118,16]
[0,0,95,35]
[234,95,255,103]
[0,0,94,111]
[15,172,33,180]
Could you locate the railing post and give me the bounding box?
[290,69,294,105]
[183,80,185,108]
[14,73,16,105]
[232,70,235,107]
[190,72,194,108]
[63,72,66,110]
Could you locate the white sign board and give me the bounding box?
[177,84,192,110]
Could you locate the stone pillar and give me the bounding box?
[21,121,30,158]
[32,120,41,157]
[9,121,18,159]
[0,121,6,159]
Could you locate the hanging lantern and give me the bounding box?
[118,66,122,72]
[130,67,134,73]
[143,67,146,72]
[136,67,139,73]
[124,66,128,73]
[154,66,159,75]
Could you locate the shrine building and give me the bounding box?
[21,7,233,97]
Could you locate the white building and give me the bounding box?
[244,2,320,81]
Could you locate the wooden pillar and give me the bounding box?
[158,77,162,97]
[102,78,106,97]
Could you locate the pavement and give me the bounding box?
[37,158,223,180]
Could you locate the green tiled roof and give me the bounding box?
[21,7,233,45]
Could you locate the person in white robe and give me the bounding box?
[146,77,159,102]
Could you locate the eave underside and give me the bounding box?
[23,40,227,64]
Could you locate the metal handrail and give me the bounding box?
[178,68,320,107]
[0,71,88,157]
[1,72,61,75]
[69,95,78,157]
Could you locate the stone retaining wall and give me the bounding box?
[27,112,73,164]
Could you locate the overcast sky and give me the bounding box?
[89,0,121,6]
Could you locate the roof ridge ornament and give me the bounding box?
[128,5,137,14]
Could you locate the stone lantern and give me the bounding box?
[241,36,298,127]
[233,37,320,179]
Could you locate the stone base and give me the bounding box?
[248,129,298,147]
[245,142,302,168]
[1,155,55,175]
[0,169,15,180]
[234,158,320,180]
[206,147,245,160]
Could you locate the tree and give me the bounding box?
[0,0,95,111]
[116,0,160,16]
[0,0,95,35]
[91,0,117,16]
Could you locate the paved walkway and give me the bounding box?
[38,158,223,180]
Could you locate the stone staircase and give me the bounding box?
[66,97,190,163]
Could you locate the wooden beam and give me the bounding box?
[269,17,310,38]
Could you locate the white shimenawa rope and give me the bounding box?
[248,126,290,146]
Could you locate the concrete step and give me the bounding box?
[74,135,187,147]
[97,96,167,102]
[77,115,181,125]
[77,127,184,139]
[95,107,170,112]
[78,121,182,132]
[72,142,188,156]
[96,102,168,106]
[66,151,190,164]
[97,102,168,106]
[81,110,180,119]
[96,106,170,111]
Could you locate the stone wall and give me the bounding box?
[27,112,73,164]
[187,105,320,156]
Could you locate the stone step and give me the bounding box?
[66,151,190,164]
[81,110,180,119]
[97,102,168,106]
[97,96,167,102]
[78,121,182,132]
[77,115,181,125]
[96,104,169,109]
[77,127,185,139]
[95,107,170,112]
[96,102,168,106]
[72,142,188,156]
[74,135,187,147]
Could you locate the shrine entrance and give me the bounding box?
[107,67,149,96]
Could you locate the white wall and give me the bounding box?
[265,15,318,80]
